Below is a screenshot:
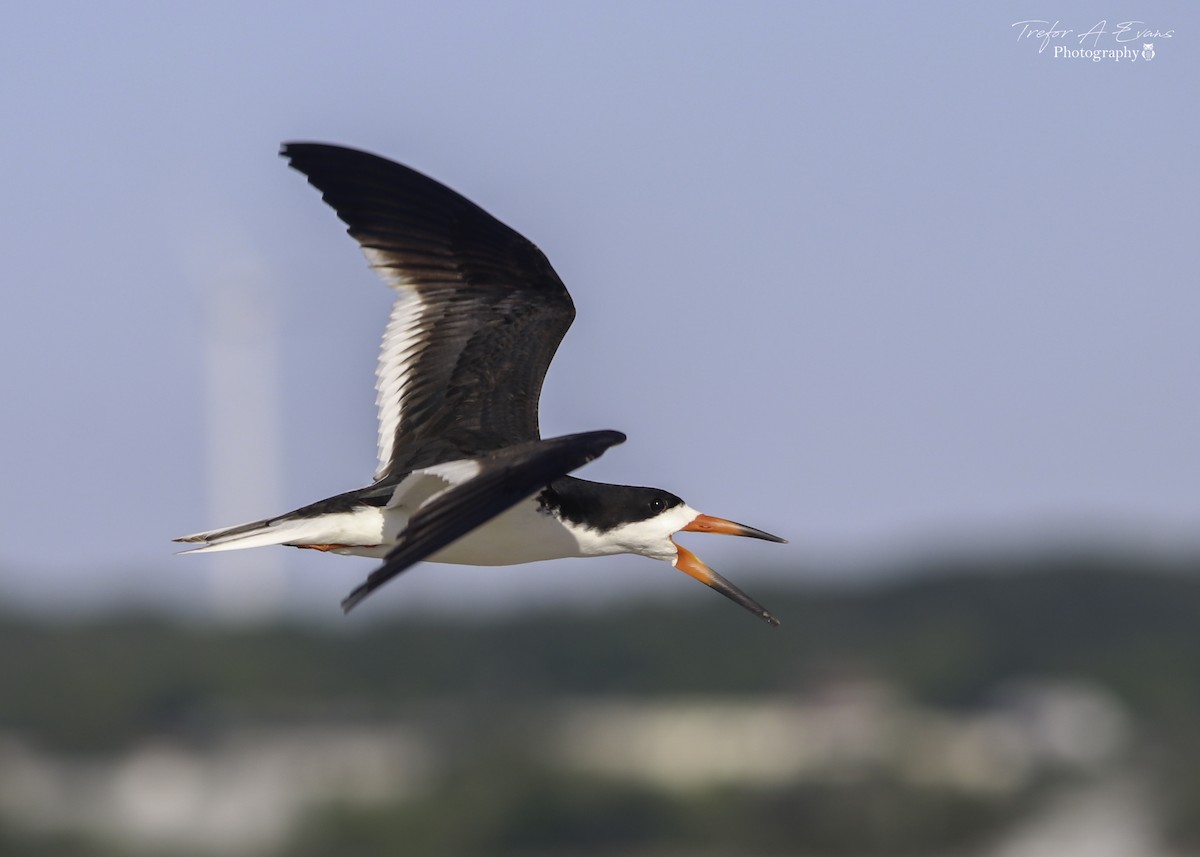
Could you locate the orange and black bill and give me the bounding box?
[672,540,781,627]
[682,514,787,543]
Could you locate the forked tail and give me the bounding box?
[173,517,301,554]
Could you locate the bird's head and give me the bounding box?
[557,482,786,626]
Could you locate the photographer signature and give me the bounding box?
[1013,20,1174,53]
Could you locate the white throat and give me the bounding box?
[568,503,700,561]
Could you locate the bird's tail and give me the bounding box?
[175,484,387,555]
[173,516,316,554]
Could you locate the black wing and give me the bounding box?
[281,143,577,479]
[341,430,626,612]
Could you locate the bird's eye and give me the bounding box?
[649,498,666,514]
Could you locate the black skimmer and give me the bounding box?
[176,143,786,625]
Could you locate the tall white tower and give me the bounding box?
[201,253,287,620]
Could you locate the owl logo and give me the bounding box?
[1142,43,1156,60]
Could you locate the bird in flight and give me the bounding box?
[176,143,785,625]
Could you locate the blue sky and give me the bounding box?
[1,3,1196,615]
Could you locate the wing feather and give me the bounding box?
[281,143,576,479]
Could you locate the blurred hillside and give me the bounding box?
[2,553,1199,856]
